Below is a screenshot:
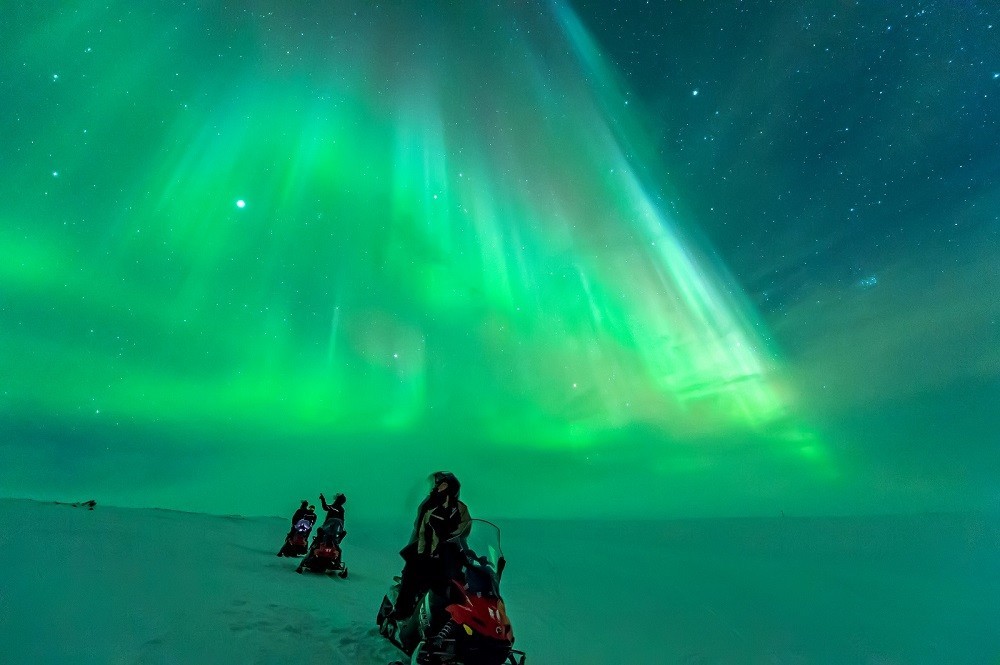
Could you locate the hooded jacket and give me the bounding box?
[321,493,346,528]
[404,472,471,557]
[291,503,310,526]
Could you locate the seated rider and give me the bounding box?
[277,500,317,557]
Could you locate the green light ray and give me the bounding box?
[1,0,835,515]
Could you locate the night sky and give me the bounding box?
[2,0,997,519]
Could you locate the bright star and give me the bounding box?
[236,199,246,208]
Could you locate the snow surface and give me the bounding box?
[0,499,997,664]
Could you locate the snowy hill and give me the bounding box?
[1,499,997,664]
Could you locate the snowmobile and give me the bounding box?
[277,516,316,557]
[376,519,526,665]
[298,519,348,578]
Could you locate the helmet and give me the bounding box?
[334,492,346,504]
[431,471,460,497]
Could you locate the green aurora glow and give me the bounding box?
[3,1,995,518]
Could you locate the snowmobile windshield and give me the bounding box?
[325,518,346,544]
[463,554,501,597]
[463,519,502,568]
[461,519,504,596]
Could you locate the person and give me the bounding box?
[291,500,310,525]
[388,471,471,619]
[319,492,346,530]
[296,493,347,573]
[277,501,317,557]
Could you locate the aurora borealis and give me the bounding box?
[2,1,997,519]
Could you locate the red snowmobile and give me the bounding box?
[297,519,348,578]
[278,516,316,557]
[376,519,526,665]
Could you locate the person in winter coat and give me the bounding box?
[319,492,346,529]
[388,472,470,619]
[277,501,317,557]
[290,500,310,526]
